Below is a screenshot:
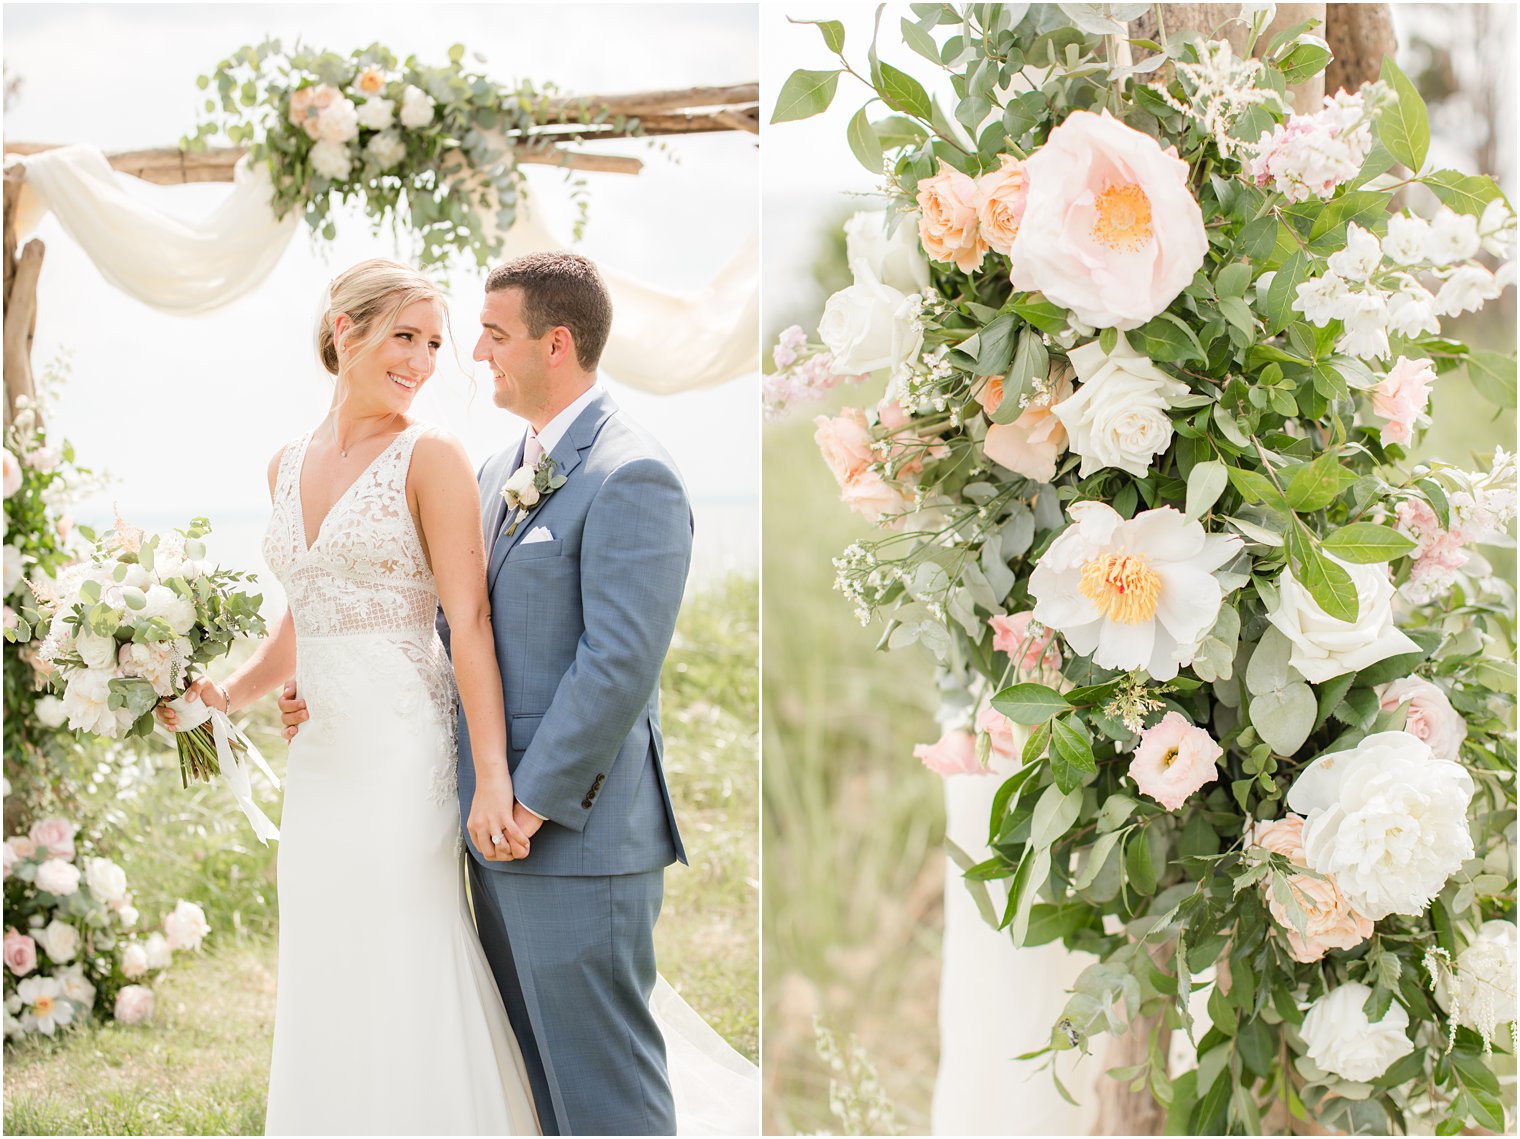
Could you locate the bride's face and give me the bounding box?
[338,298,443,412]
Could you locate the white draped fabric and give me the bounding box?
[9,144,757,393]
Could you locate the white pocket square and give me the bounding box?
[522,526,555,544]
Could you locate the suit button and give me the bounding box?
[581,798,593,809]
[594,774,605,787]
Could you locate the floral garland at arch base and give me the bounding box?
[773,5,1516,1134]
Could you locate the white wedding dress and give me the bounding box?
[260,423,757,1135]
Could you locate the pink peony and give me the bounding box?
[916,163,987,273]
[988,611,1061,673]
[977,371,1074,483]
[975,704,1019,761]
[975,155,1030,257]
[28,817,77,861]
[1376,676,1466,762]
[1010,110,1207,330]
[1246,814,1374,963]
[1370,356,1435,447]
[4,929,37,976]
[914,730,987,777]
[114,984,155,1025]
[1128,712,1221,810]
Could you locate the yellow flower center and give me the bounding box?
[1160,746,1180,769]
[33,994,55,1017]
[1090,181,1153,252]
[1080,551,1163,625]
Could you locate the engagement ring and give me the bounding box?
[490,831,504,845]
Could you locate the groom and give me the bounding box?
[285,252,692,1135]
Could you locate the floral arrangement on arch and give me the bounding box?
[773,4,1516,1133]
[3,816,210,1040]
[182,41,631,266]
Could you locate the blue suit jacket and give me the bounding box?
[452,389,690,876]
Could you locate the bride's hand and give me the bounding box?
[469,769,531,861]
[154,677,229,731]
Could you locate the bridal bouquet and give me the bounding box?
[9,518,280,842]
[776,5,1515,1133]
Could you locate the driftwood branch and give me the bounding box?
[3,176,43,432]
[544,82,759,122]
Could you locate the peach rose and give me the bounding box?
[839,469,910,525]
[1376,676,1466,762]
[1246,814,1373,963]
[1370,356,1435,447]
[814,410,874,485]
[978,370,1074,483]
[916,163,987,273]
[4,928,37,976]
[288,84,339,140]
[355,66,387,96]
[975,704,1019,761]
[28,817,76,861]
[1128,712,1221,810]
[7,836,36,861]
[1010,110,1207,330]
[989,611,1061,673]
[975,155,1029,257]
[914,730,986,776]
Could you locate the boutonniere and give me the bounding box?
[501,453,568,537]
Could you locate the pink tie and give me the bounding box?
[522,432,545,468]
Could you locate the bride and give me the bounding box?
[159,258,754,1135]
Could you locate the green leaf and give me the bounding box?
[899,16,939,63]
[1129,313,1204,364]
[1245,626,1294,696]
[1265,251,1309,335]
[1029,781,1083,850]
[1050,715,1097,773]
[1466,350,1517,409]
[1276,38,1331,84]
[1012,296,1068,335]
[877,62,932,119]
[1251,680,1316,754]
[770,69,841,124]
[1125,829,1158,896]
[846,107,883,174]
[1284,453,1342,512]
[790,16,845,53]
[1377,56,1430,173]
[1289,528,1358,623]
[1183,460,1228,522]
[1321,522,1417,563]
[991,682,1071,725]
[1073,829,1126,891]
[1007,328,1049,409]
[1226,464,1286,508]
[1022,903,1093,947]
[1423,169,1506,216]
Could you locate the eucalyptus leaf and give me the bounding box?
[1250,680,1316,754]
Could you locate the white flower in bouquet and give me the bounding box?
[1010,109,1207,330]
[1292,272,1350,327]
[17,975,74,1036]
[1288,731,1474,919]
[1381,213,1432,266]
[1478,197,1516,260]
[75,627,118,670]
[365,129,407,171]
[1,448,19,498]
[35,857,81,897]
[1385,276,1441,338]
[164,899,210,952]
[1326,223,1382,282]
[1265,555,1419,682]
[818,269,923,376]
[114,984,155,1025]
[1434,920,1518,1043]
[2,543,23,596]
[3,1010,22,1039]
[118,903,139,930]
[314,95,359,143]
[355,96,395,132]
[1426,208,1482,267]
[398,84,435,129]
[85,857,128,906]
[1335,291,1391,360]
[1250,89,1375,204]
[1029,502,1242,681]
[139,585,196,636]
[121,942,149,979]
[117,639,189,698]
[844,209,930,295]
[310,139,353,181]
[35,918,80,963]
[1447,447,1518,542]
[1434,264,1501,317]
[1053,336,1190,478]
[61,668,133,737]
[56,963,95,1009]
[1301,982,1413,1082]
[143,931,172,970]
[1374,676,1466,762]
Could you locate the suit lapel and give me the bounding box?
[483,437,527,545]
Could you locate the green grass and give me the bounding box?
[3,573,758,1134]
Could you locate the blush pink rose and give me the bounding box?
[7,836,36,861]
[288,84,339,139]
[1370,356,1435,446]
[978,370,1074,483]
[1128,712,1221,810]
[28,817,76,861]
[975,155,1030,257]
[114,984,155,1025]
[1246,814,1373,963]
[839,470,910,526]
[916,163,987,273]
[1010,110,1207,330]
[4,928,37,976]
[975,704,1019,761]
[988,611,1061,673]
[814,410,874,485]
[1376,676,1466,762]
[914,730,987,777]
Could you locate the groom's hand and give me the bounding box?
[277,680,308,741]
[470,770,531,861]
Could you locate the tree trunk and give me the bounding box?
[1324,4,1397,99]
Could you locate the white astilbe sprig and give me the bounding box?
[1160,39,1285,158]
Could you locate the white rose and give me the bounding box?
[355,96,395,132]
[315,96,359,143]
[35,919,79,963]
[143,931,172,970]
[818,269,923,376]
[365,129,407,171]
[34,696,67,729]
[56,964,94,1008]
[140,585,196,636]
[398,85,435,129]
[1381,213,1431,266]
[1301,982,1413,1082]
[1052,335,1189,478]
[35,857,81,897]
[1375,676,1466,762]
[309,139,353,181]
[1265,555,1420,683]
[75,628,118,671]
[501,467,535,503]
[85,857,128,906]
[121,942,149,979]
[517,482,541,508]
[118,564,152,590]
[163,899,209,952]
[62,668,132,738]
[118,904,139,930]
[2,544,23,596]
[844,209,930,295]
[1287,730,1474,919]
[1435,920,1518,1040]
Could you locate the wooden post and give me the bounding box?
[2,172,43,433]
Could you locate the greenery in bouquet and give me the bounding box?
[181,40,636,266]
[3,815,210,1041]
[774,4,1517,1133]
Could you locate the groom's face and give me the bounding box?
[475,287,549,415]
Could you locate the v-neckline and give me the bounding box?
[294,427,413,554]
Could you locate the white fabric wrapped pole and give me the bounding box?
[164,694,282,844]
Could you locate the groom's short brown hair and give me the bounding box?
[486,252,613,371]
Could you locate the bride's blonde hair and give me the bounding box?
[316,259,444,377]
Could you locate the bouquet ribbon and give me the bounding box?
[165,695,281,844]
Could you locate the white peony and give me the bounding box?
[1301,982,1413,1082]
[85,857,128,906]
[365,130,407,171]
[62,668,133,737]
[143,931,172,970]
[1434,920,1517,1043]
[1030,502,1241,682]
[140,585,197,636]
[1287,731,1474,919]
[355,96,395,132]
[35,918,79,963]
[817,268,923,376]
[1052,336,1190,478]
[121,942,149,979]
[34,696,67,729]
[844,209,930,296]
[1265,555,1420,682]
[164,899,209,952]
[315,96,359,143]
[398,84,435,129]
[310,139,353,181]
[1375,675,1466,762]
[114,984,155,1025]
[118,640,184,698]
[2,543,22,596]
[35,857,81,897]
[55,964,94,1008]
[1381,213,1431,266]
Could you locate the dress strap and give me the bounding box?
[275,433,312,502]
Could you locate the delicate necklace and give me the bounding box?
[331,417,394,459]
